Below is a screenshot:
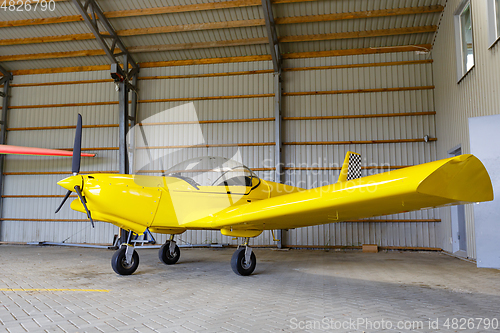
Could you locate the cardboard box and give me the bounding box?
[362,244,378,253]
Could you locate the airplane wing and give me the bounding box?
[0,144,95,157]
[205,154,493,236]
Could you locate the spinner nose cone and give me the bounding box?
[57,175,82,191]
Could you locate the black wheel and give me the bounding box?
[231,248,256,276]
[159,241,180,265]
[111,247,139,275]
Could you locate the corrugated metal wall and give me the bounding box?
[432,0,500,259]
[1,69,120,244]
[132,61,276,246]
[282,51,438,247]
[1,51,438,247]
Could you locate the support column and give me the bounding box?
[274,71,285,248]
[128,74,138,174]
[274,71,283,183]
[0,66,13,240]
[117,74,129,244]
[118,70,129,174]
[261,0,285,248]
[72,0,139,245]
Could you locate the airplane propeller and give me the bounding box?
[72,113,82,175]
[54,190,71,214]
[54,114,94,228]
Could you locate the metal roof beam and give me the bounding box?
[71,0,139,80]
[261,0,281,73]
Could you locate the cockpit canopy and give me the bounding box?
[166,156,259,187]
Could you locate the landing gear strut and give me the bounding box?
[159,235,180,265]
[231,237,256,276]
[111,231,139,275]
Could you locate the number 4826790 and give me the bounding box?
[1,0,56,11]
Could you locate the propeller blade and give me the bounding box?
[54,190,72,214]
[74,185,94,228]
[72,114,82,175]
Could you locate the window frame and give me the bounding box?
[454,0,475,82]
[487,0,500,48]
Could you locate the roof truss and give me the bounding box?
[0,6,443,46]
[0,0,443,72]
[0,64,11,86]
[261,0,281,72]
[71,0,138,79]
[0,26,437,62]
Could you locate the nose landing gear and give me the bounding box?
[111,231,139,275]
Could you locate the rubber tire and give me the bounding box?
[158,241,180,265]
[231,248,256,276]
[111,247,139,275]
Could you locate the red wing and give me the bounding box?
[0,144,95,157]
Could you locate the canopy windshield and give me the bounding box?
[166,156,258,187]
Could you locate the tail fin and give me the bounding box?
[337,151,362,183]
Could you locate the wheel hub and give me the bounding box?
[120,257,135,269]
[240,257,252,270]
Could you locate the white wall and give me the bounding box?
[432,0,500,258]
[469,114,500,268]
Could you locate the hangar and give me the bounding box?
[0,0,499,331]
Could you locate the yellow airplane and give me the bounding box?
[56,115,494,276]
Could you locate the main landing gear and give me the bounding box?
[231,238,256,276]
[111,233,256,276]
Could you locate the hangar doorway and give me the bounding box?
[448,145,467,255]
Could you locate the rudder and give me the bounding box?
[337,151,362,183]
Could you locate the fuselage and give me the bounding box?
[57,154,494,238]
[57,173,302,235]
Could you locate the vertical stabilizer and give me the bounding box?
[337,151,362,183]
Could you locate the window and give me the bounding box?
[454,0,474,81]
[487,0,500,47]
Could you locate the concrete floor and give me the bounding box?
[0,246,499,333]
